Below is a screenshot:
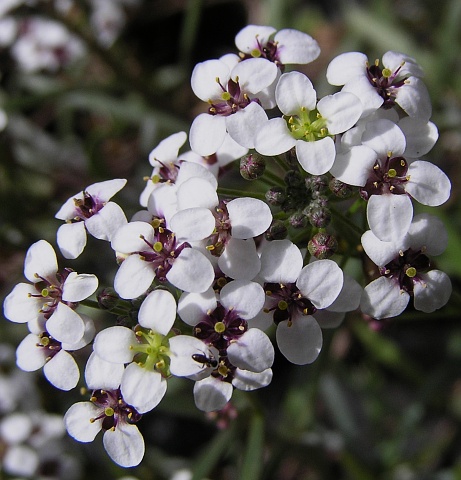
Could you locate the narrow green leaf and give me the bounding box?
[240,412,265,480]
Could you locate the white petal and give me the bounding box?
[193,376,233,412]
[232,57,278,93]
[225,102,268,149]
[111,221,155,253]
[327,274,363,312]
[382,51,425,78]
[227,328,274,372]
[24,240,57,284]
[148,131,187,165]
[227,196,272,239]
[407,213,448,256]
[113,254,155,300]
[296,137,336,175]
[189,114,227,156]
[3,282,43,323]
[275,71,317,114]
[276,316,322,365]
[232,368,273,391]
[57,222,87,259]
[169,336,216,377]
[361,229,402,267]
[64,402,102,442]
[275,29,320,64]
[177,288,217,326]
[235,25,276,53]
[413,270,451,313]
[254,117,296,156]
[296,260,344,309]
[85,202,127,241]
[342,76,383,117]
[176,160,218,189]
[406,161,451,206]
[396,77,432,121]
[167,247,214,293]
[366,194,413,242]
[170,207,215,242]
[362,119,406,158]
[259,239,303,283]
[399,117,438,157]
[121,363,167,414]
[317,92,363,134]
[326,51,368,86]
[218,237,261,280]
[85,351,124,390]
[16,334,47,371]
[361,277,409,319]
[93,326,137,364]
[46,303,85,344]
[62,271,98,302]
[3,445,38,477]
[314,309,345,329]
[138,289,177,335]
[191,59,231,102]
[43,350,79,390]
[220,280,265,319]
[103,422,145,467]
[330,145,377,186]
[176,177,218,210]
[86,179,127,202]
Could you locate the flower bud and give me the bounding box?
[265,221,288,241]
[97,287,120,310]
[306,205,331,228]
[308,232,338,259]
[265,186,286,206]
[284,170,304,187]
[306,175,328,193]
[240,153,266,180]
[329,177,355,198]
[288,212,308,228]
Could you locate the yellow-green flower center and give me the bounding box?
[286,107,329,142]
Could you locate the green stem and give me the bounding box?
[217,187,267,201]
[79,299,100,310]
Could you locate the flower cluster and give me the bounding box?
[2,23,452,468]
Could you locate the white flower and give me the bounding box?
[255,71,362,175]
[56,178,127,259]
[3,240,98,345]
[326,50,431,120]
[360,213,452,319]
[235,25,320,69]
[189,56,279,155]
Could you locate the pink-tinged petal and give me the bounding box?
[62,271,98,302]
[84,352,124,390]
[24,240,57,284]
[43,350,79,391]
[342,76,383,117]
[227,328,274,372]
[227,196,272,239]
[167,247,214,293]
[177,288,217,326]
[275,29,320,64]
[276,316,322,365]
[218,237,261,280]
[366,194,413,242]
[254,117,296,156]
[103,422,145,467]
[362,119,406,158]
[191,59,231,102]
[64,402,102,442]
[85,202,127,241]
[46,303,85,345]
[317,92,363,134]
[232,57,278,92]
[138,289,177,335]
[326,51,368,86]
[148,131,187,166]
[296,137,336,175]
[259,239,303,283]
[275,71,317,114]
[330,145,377,186]
[225,102,268,149]
[407,213,448,256]
[235,25,276,53]
[190,114,227,156]
[193,376,233,412]
[121,363,167,414]
[398,117,438,157]
[176,177,218,211]
[3,282,43,323]
[361,230,403,267]
[169,336,216,377]
[111,221,155,253]
[86,179,127,202]
[361,276,410,319]
[297,260,344,309]
[113,255,155,300]
[406,161,451,206]
[220,280,265,320]
[57,222,87,259]
[93,326,137,364]
[232,368,273,391]
[16,334,47,371]
[413,270,451,313]
[396,77,432,121]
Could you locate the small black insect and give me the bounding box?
[192,352,218,368]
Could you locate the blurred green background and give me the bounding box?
[1,0,461,479]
